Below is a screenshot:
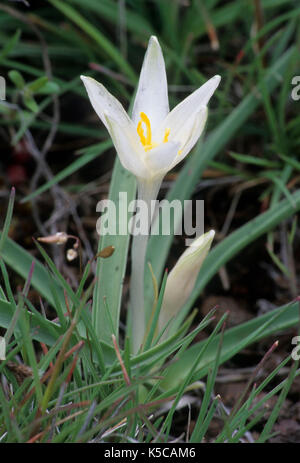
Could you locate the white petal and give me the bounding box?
[145,140,181,176]
[81,75,130,131]
[162,75,220,136]
[105,113,149,179]
[176,230,215,264]
[170,106,208,169]
[131,36,169,133]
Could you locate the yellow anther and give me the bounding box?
[163,128,170,143]
[140,112,152,145]
[137,120,146,146]
[137,112,171,152]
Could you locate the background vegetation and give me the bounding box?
[0,0,300,443]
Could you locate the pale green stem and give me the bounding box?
[130,177,162,354]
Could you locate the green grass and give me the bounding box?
[0,0,300,443]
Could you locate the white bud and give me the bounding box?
[159,230,215,335]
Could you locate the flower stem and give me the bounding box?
[130,178,162,354]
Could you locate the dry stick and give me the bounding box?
[218,190,242,290]
[112,334,130,386]
[76,400,97,439]
[89,62,132,86]
[229,340,279,421]
[220,191,242,238]
[64,341,85,361]
[196,1,219,51]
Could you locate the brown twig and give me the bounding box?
[229,340,279,420]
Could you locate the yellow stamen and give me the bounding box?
[137,112,171,152]
[163,128,170,143]
[140,112,152,145]
[137,120,146,146]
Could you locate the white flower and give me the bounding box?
[81,36,220,183]
[81,36,220,353]
[159,230,215,334]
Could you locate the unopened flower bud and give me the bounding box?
[159,230,215,335]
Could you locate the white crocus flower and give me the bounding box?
[159,230,215,337]
[81,37,220,191]
[81,36,220,353]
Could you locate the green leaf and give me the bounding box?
[27,76,49,93]
[8,69,25,89]
[0,188,15,254]
[23,94,39,113]
[0,29,21,60]
[229,151,280,168]
[92,158,136,345]
[37,81,60,94]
